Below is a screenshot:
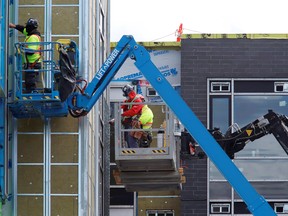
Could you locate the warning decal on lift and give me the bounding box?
[246,129,253,136]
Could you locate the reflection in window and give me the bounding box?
[209,162,225,180]
[209,80,288,213]
[234,95,288,126]
[209,97,230,181]
[237,133,287,157]
[234,95,288,157]
[234,159,288,180]
[211,97,230,132]
[209,182,232,199]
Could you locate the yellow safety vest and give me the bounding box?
[23,29,41,64]
[139,105,154,129]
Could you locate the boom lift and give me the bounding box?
[8,35,281,215]
[9,39,79,118]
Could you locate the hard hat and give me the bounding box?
[26,18,39,29]
[122,84,134,97]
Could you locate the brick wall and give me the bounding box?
[180,38,288,215]
[181,157,207,216]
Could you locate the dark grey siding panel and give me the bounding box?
[181,157,207,216]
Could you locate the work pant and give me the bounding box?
[25,62,41,93]
[123,122,138,148]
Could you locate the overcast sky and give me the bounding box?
[111,0,288,42]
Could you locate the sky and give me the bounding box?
[111,0,288,42]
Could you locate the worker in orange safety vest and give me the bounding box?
[121,84,144,148]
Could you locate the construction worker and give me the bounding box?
[9,18,42,93]
[138,104,154,147]
[121,84,144,148]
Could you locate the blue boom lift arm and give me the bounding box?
[65,35,276,215]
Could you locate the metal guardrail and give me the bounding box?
[112,102,184,191]
[9,40,78,118]
[113,102,180,170]
[114,102,175,146]
[14,41,62,98]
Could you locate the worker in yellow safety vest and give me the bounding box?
[10,18,42,93]
[139,104,154,130]
[137,104,154,147]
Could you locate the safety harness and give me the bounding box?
[24,34,42,68]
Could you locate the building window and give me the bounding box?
[275,203,288,213]
[146,210,174,216]
[110,188,134,206]
[208,78,288,214]
[210,81,230,92]
[211,203,230,213]
[147,87,158,96]
[274,82,288,92]
[209,96,230,131]
[234,95,288,157]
